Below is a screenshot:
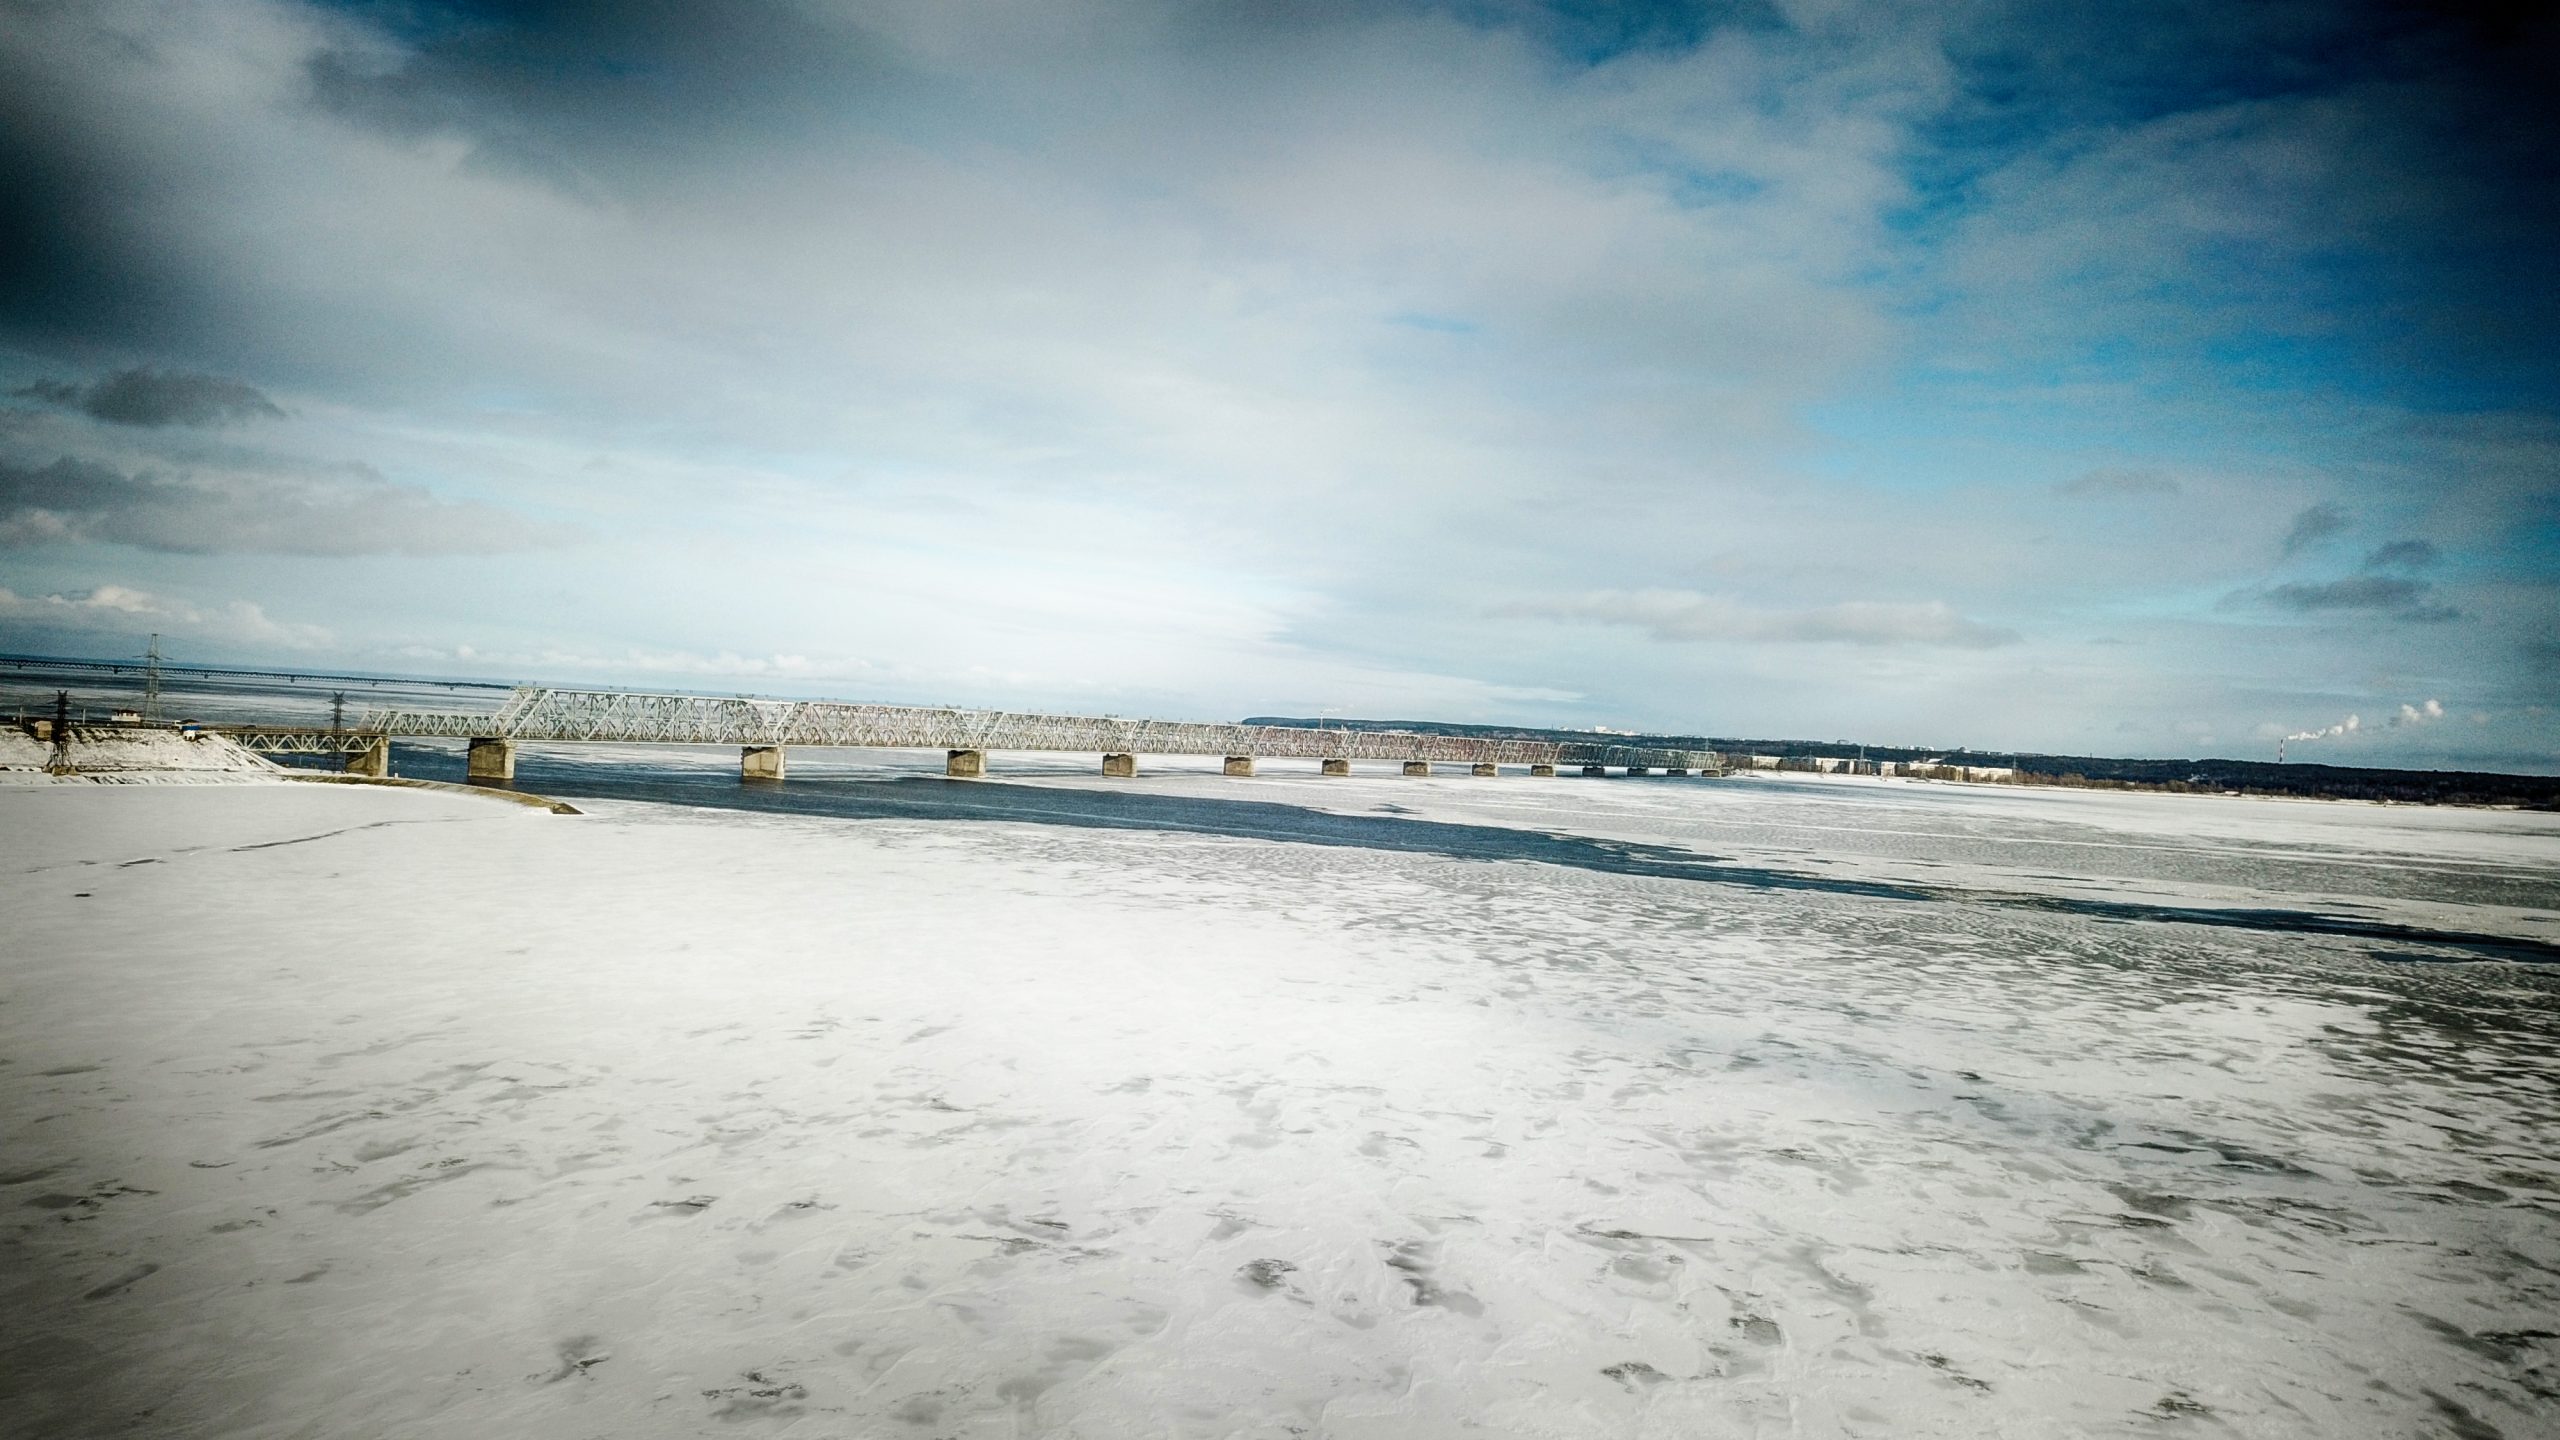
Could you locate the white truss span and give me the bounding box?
[318,687,1719,770]
[224,728,380,755]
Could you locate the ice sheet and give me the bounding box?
[998,763,2560,948]
[2,780,2554,1438]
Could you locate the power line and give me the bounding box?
[0,652,516,691]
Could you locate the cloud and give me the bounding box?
[0,582,328,648]
[15,369,284,427]
[2262,575,2424,610]
[2239,574,2462,623]
[2278,502,2349,556]
[2362,538,2439,570]
[1502,589,2020,649]
[0,455,562,556]
[2057,467,2179,498]
[0,2,2551,765]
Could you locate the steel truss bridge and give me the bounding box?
[220,686,1721,773]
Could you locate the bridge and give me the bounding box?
[218,686,1724,782]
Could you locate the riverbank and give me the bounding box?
[4,778,2555,1437]
[0,725,280,784]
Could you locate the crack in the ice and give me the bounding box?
[229,818,455,852]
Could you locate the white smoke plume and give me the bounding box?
[2285,714,2361,743]
[2282,698,2443,746]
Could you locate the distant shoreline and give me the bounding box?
[1247,717,2560,807]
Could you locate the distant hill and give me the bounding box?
[1243,717,2560,808]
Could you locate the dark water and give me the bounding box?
[330,743,2560,966]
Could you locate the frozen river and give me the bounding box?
[3,763,2555,1437]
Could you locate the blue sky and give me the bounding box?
[1,0,2553,769]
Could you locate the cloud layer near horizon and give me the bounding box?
[0,1,2552,767]
[0,455,556,555]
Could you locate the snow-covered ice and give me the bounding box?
[2,772,2554,1438]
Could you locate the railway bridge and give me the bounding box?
[221,686,1723,783]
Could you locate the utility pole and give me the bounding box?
[142,633,163,722]
[331,691,347,734]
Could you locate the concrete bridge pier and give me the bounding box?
[466,737,516,783]
[1625,766,1651,776]
[1223,756,1255,777]
[1665,767,1689,777]
[741,745,785,781]
[1102,752,1136,778]
[947,749,985,778]
[1320,758,1350,776]
[1581,764,1607,777]
[1530,763,1556,777]
[346,736,391,778]
[1471,762,1498,777]
[1402,761,1432,777]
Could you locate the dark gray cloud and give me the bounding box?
[2263,575,2422,611]
[299,2,921,196]
[16,369,284,427]
[2238,574,2462,623]
[2362,538,2439,570]
[2278,502,2349,556]
[2057,467,2179,498]
[0,455,557,556]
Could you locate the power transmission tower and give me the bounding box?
[331,691,347,734]
[142,633,164,722]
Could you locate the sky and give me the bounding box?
[1,0,2554,770]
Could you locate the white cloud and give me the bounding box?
[1500,589,2020,649]
[0,583,329,649]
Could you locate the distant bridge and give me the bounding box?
[220,686,1723,782]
